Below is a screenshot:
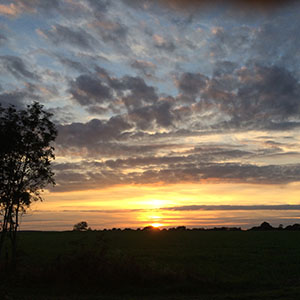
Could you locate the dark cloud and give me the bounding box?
[176,72,207,102]
[86,0,110,13]
[0,91,28,108]
[53,143,254,174]
[264,121,300,131]
[235,64,300,118]
[86,105,110,115]
[120,76,158,110]
[128,101,174,129]
[176,62,300,130]
[137,162,300,185]
[250,11,300,70]
[69,74,112,106]
[189,147,253,161]
[103,147,251,169]
[91,20,128,44]
[69,69,158,113]
[56,116,133,148]
[55,130,182,157]
[153,34,176,52]
[212,61,238,77]
[0,56,38,80]
[16,0,60,12]
[52,160,300,192]
[56,56,89,73]
[0,89,40,108]
[46,106,76,125]
[130,60,157,78]
[0,33,7,46]
[39,25,97,50]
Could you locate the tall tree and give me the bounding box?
[0,102,57,265]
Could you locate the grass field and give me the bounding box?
[2,230,300,299]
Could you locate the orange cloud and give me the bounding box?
[0,4,20,16]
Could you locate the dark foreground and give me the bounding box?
[1,230,300,299]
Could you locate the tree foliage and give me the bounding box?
[73,221,90,231]
[0,102,57,262]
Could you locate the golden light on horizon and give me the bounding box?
[151,223,163,228]
[138,213,167,228]
[27,182,300,230]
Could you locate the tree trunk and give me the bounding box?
[0,205,9,258]
[11,203,19,270]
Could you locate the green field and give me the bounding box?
[2,230,300,299]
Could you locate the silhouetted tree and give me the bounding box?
[0,102,57,266]
[73,221,89,231]
[285,224,300,231]
[142,226,159,231]
[249,221,274,231]
[175,226,186,231]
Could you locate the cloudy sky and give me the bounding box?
[1,0,300,230]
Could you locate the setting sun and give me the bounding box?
[151,223,163,228]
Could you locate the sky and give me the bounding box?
[1,0,300,230]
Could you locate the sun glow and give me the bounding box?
[35,182,300,230]
[151,223,163,228]
[146,215,165,228]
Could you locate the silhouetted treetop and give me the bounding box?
[73,221,90,231]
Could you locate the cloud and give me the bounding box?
[212,60,235,74]
[235,64,300,118]
[102,147,251,169]
[52,161,300,192]
[264,121,300,131]
[51,135,300,191]
[0,56,38,80]
[56,116,133,148]
[90,20,128,44]
[38,25,98,50]
[69,68,158,113]
[174,62,300,130]
[153,34,176,52]
[176,72,208,102]
[250,13,300,74]
[0,3,20,16]
[56,55,89,73]
[0,90,39,108]
[130,60,157,78]
[128,101,174,129]
[46,106,77,125]
[163,204,300,211]
[0,0,61,17]
[69,74,112,106]
[17,0,60,12]
[210,26,254,61]
[119,76,158,110]
[0,33,7,46]
[86,0,110,15]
